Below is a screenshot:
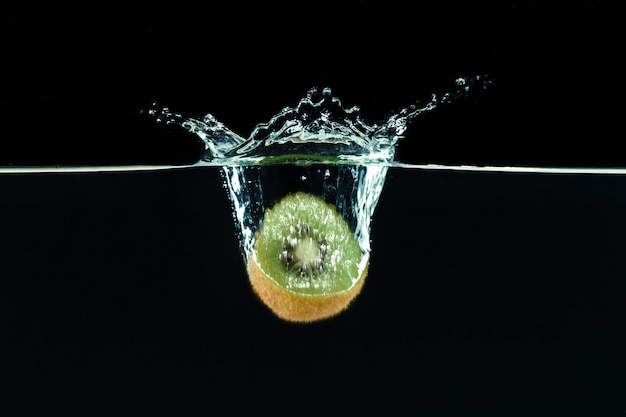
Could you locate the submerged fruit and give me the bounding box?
[248,192,367,322]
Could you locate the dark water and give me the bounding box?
[1,167,624,414]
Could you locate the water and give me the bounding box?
[222,163,388,273]
[142,76,492,276]
[3,75,625,318]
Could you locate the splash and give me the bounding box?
[142,76,495,309]
[147,75,493,166]
[7,74,626,174]
[146,76,492,265]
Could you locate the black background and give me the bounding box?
[1,1,623,416]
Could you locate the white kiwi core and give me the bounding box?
[294,237,321,270]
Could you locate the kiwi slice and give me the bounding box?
[248,192,367,322]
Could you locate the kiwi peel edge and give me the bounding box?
[248,256,368,323]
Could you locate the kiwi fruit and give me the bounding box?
[248,192,367,322]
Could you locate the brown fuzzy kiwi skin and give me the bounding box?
[248,255,368,323]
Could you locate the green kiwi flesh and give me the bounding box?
[249,192,366,322]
